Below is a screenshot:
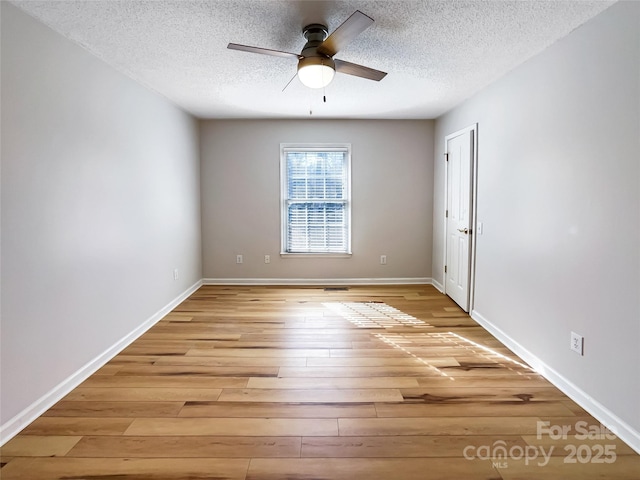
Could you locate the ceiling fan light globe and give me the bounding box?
[297,57,335,88]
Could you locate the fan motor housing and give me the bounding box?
[301,23,329,58]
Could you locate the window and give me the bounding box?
[281,144,351,255]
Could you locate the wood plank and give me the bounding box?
[64,387,221,402]
[67,435,301,457]
[1,458,249,480]
[246,376,420,389]
[43,401,184,417]
[82,375,250,388]
[0,436,82,457]
[301,435,528,457]
[375,401,577,417]
[143,332,242,340]
[218,388,403,403]
[338,416,543,436]
[106,354,160,365]
[398,386,569,403]
[92,364,123,375]
[239,333,371,341]
[21,418,133,436]
[124,417,338,436]
[113,365,277,378]
[120,345,191,356]
[186,348,331,357]
[327,348,505,358]
[246,458,500,480]
[153,355,307,367]
[178,402,377,418]
[416,374,551,388]
[137,339,354,349]
[306,356,460,367]
[277,365,476,377]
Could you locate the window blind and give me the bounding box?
[282,147,350,254]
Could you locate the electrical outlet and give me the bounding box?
[236,255,243,264]
[173,268,179,281]
[264,255,270,264]
[380,255,387,265]
[570,332,584,355]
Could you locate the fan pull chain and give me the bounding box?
[322,59,327,103]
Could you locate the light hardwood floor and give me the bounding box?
[2,285,638,479]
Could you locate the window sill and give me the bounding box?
[280,252,352,258]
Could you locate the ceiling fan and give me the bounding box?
[227,10,387,90]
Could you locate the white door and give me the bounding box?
[445,128,474,311]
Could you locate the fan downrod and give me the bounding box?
[302,24,328,42]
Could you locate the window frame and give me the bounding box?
[280,143,352,257]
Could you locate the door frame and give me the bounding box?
[442,123,479,312]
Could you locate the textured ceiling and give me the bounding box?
[11,0,615,119]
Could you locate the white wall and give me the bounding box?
[200,120,434,282]
[0,3,202,433]
[433,1,639,448]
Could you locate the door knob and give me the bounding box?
[457,228,469,234]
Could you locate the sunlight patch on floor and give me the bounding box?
[443,331,534,372]
[374,332,451,378]
[323,302,431,328]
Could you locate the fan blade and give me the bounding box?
[334,59,387,81]
[317,10,374,57]
[282,72,298,92]
[227,43,301,60]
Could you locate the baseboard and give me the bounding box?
[202,277,433,286]
[431,278,444,293]
[470,309,640,455]
[0,279,203,446]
